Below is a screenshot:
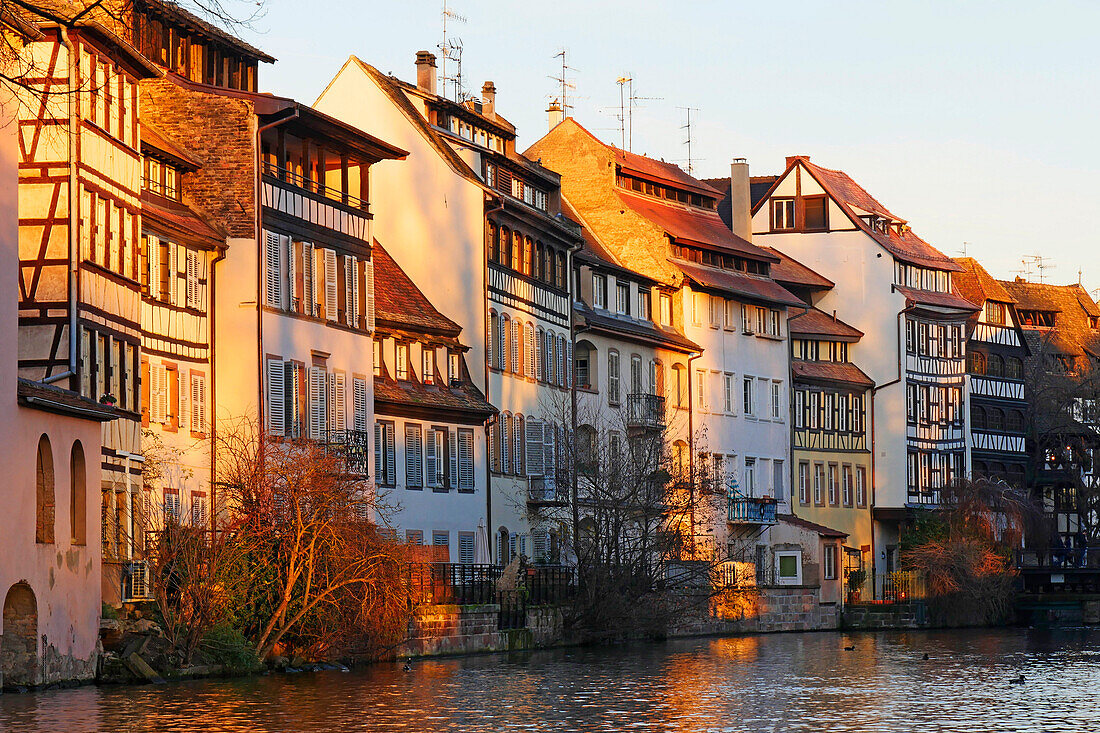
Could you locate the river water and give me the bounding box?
[1,628,1098,732]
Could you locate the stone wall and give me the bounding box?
[841,602,930,630]
[670,586,841,637]
[398,605,505,658]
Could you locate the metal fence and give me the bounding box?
[872,571,928,602]
[1016,547,1100,570]
[407,563,577,610]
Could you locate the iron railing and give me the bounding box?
[627,393,665,429]
[1016,547,1100,570]
[262,162,368,210]
[727,496,778,524]
[407,563,577,609]
[872,571,928,602]
[528,477,568,505]
[324,429,372,476]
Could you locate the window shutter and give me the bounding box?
[449,429,458,489]
[302,242,315,316]
[527,325,535,376]
[513,417,524,475]
[309,366,326,440]
[458,430,474,489]
[486,312,493,371]
[266,358,285,435]
[324,248,338,321]
[287,238,298,312]
[192,373,206,434]
[283,363,300,438]
[333,372,346,432]
[374,422,384,480]
[526,420,544,477]
[346,255,358,327]
[535,329,543,381]
[425,429,439,488]
[405,425,422,487]
[178,368,188,431]
[157,365,168,423]
[148,363,160,422]
[80,189,91,261]
[543,425,556,489]
[510,320,519,374]
[501,416,510,474]
[364,257,376,331]
[166,241,177,305]
[385,423,396,483]
[262,233,284,309]
[353,377,368,431]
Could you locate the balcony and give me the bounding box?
[323,429,371,477]
[261,163,371,241]
[627,393,665,430]
[727,495,778,525]
[528,477,568,507]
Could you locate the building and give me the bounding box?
[999,277,1100,548]
[527,121,803,566]
[314,53,583,564]
[953,258,1029,488]
[371,242,495,561]
[749,156,978,577]
[1,10,117,686]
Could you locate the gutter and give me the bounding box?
[483,193,504,562]
[686,348,702,548]
[208,244,227,528]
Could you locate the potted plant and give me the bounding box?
[846,568,868,604]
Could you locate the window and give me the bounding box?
[772,198,795,230]
[459,531,475,564]
[696,369,707,410]
[776,550,802,585]
[798,462,810,505]
[828,464,839,505]
[744,458,756,496]
[608,351,621,404]
[405,424,423,489]
[396,343,409,380]
[803,196,827,230]
[769,310,781,337]
[692,291,705,326]
[741,303,752,333]
[986,301,1007,325]
[616,282,630,315]
[575,344,591,389]
[406,529,424,545]
[757,307,767,335]
[814,463,825,505]
[659,293,672,326]
[709,295,721,328]
[842,465,853,506]
[771,382,782,419]
[743,376,755,416]
[856,466,867,507]
[35,435,55,544]
[422,348,435,385]
[189,372,207,434]
[433,531,450,556]
[593,275,607,309]
[449,352,461,383]
[630,355,643,394]
[773,460,785,502]
[723,374,734,413]
[638,290,651,320]
[823,544,837,581]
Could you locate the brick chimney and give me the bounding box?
[547,100,563,130]
[786,155,810,169]
[730,158,752,242]
[415,51,437,95]
[481,81,496,117]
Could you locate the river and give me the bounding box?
[1,628,1098,732]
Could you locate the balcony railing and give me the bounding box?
[262,161,367,210]
[727,495,778,524]
[627,393,665,429]
[528,477,568,506]
[324,429,371,476]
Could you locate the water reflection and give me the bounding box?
[2,628,1098,732]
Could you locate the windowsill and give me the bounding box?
[756,333,784,342]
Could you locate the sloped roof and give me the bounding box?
[673,259,804,307]
[372,241,462,336]
[761,246,833,291]
[575,302,700,354]
[18,378,117,421]
[788,306,863,341]
[750,176,779,209]
[999,278,1100,357]
[137,0,274,63]
[614,148,720,198]
[374,374,495,419]
[952,257,1015,306]
[799,159,900,220]
[894,284,981,312]
[141,191,225,248]
[617,191,776,262]
[792,360,874,389]
[777,513,848,539]
[141,122,202,170]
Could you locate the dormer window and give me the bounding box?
[772,198,795,230]
[395,343,409,380]
[1018,310,1056,328]
[1090,316,1100,330]
[143,157,182,201]
[616,282,630,315]
[423,348,435,385]
[985,302,1007,326]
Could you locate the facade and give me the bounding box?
[315,53,583,564]
[371,243,495,562]
[749,156,978,576]
[953,258,1029,488]
[527,121,803,565]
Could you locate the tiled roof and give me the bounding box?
[894,284,981,312]
[999,279,1100,357]
[17,378,117,421]
[141,123,202,170]
[617,191,776,262]
[788,307,863,341]
[374,375,495,419]
[952,257,1015,306]
[750,176,779,209]
[673,258,804,307]
[372,241,462,336]
[575,302,700,354]
[139,0,275,63]
[760,246,833,291]
[777,513,848,539]
[798,158,900,220]
[613,148,720,198]
[792,360,874,389]
[141,191,225,248]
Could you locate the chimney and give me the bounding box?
[786,155,809,169]
[730,157,752,242]
[415,51,437,95]
[481,81,496,117]
[547,100,564,131]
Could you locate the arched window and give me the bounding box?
[500,314,510,372]
[1007,410,1024,433]
[1006,356,1023,380]
[672,364,687,408]
[498,526,511,565]
[577,424,597,475]
[489,417,500,473]
[630,355,643,394]
[988,354,1004,378]
[513,415,525,476]
[35,435,54,544]
[968,351,986,375]
[673,440,689,479]
[546,331,556,385]
[557,335,567,386]
[511,231,523,272]
[988,407,1005,431]
[70,441,86,546]
[523,236,533,275]
[544,247,555,284]
[650,359,664,397]
[535,242,545,281]
[501,227,512,267]
[575,340,595,390]
[971,405,986,430]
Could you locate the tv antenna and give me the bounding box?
[615,76,662,152]
[678,106,699,175]
[1019,254,1056,283]
[958,241,969,257]
[439,0,467,101]
[551,49,576,117]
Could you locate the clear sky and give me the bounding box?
[235,0,1099,294]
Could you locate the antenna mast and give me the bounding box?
[615,76,662,152]
[1020,254,1056,283]
[678,106,699,175]
[439,0,467,100]
[552,49,576,117]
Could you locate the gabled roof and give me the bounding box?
[999,278,1100,357]
[953,257,1015,306]
[136,0,274,63]
[788,306,863,341]
[372,241,462,337]
[760,246,833,291]
[614,148,720,198]
[894,284,981,313]
[791,361,874,389]
[777,513,848,539]
[673,258,804,307]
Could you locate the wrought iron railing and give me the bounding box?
[323,428,371,476]
[872,571,928,602]
[262,161,368,211]
[727,495,778,524]
[528,477,568,504]
[406,562,577,610]
[627,393,665,429]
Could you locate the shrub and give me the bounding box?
[200,625,260,674]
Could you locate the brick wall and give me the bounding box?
[139,78,257,238]
[398,604,505,658]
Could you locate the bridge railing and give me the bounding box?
[1016,547,1100,570]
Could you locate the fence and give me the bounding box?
[871,571,928,602]
[407,563,578,611]
[1016,547,1100,570]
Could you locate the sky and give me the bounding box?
[231,0,1099,295]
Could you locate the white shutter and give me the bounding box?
[486,313,494,371]
[425,429,438,488]
[285,363,301,438]
[449,429,458,489]
[148,363,160,422]
[510,320,519,374]
[266,358,285,436]
[458,430,474,490]
[333,372,346,432]
[527,326,535,376]
[287,238,298,312]
[405,425,422,487]
[526,420,544,477]
[374,422,384,480]
[364,257,376,331]
[178,368,188,431]
[191,373,206,434]
[302,242,314,316]
[309,366,326,440]
[324,248,338,321]
[385,423,396,484]
[543,424,555,489]
[353,377,368,431]
[166,241,177,305]
[344,255,355,326]
[156,365,168,424]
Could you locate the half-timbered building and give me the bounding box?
[315,53,583,564]
[953,258,1029,488]
[750,156,978,577]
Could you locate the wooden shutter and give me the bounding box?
[364,257,376,331]
[526,420,544,477]
[527,325,535,376]
[302,242,314,316]
[287,238,298,312]
[458,429,474,490]
[385,424,396,484]
[308,367,327,440]
[333,372,346,431]
[286,363,302,438]
[510,320,519,374]
[191,373,206,434]
[449,429,458,489]
[168,241,178,305]
[543,424,555,489]
[486,313,494,371]
[178,367,188,431]
[80,189,91,261]
[501,416,510,474]
[405,425,422,488]
[353,377,368,431]
[374,422,384,480]
[266,358,284,435]
[324,248,338,321]
[425,428,438,488]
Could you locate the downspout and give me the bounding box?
[44,28,79,385]
[483,194,504,562]
[565,239,584,561]
[687,348,702,554]
[208,245,227,528]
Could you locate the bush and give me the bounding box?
[101,602,120,621]
[200,626,260,674]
